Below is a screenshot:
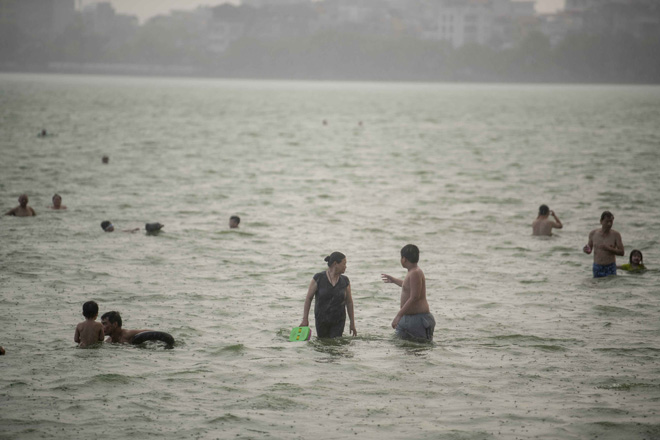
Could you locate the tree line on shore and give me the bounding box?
[2,21,659,84]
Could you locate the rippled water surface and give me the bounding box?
[1,74,659,439]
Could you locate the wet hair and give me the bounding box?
[101,311,122,327]
[82,301,99,319]
[230,216,240,224]
[101,221,112,231]
[629,249,643,265]
[600,211,614,221]
[52,194,61,202]
[400,244,420,263]
[324,251,346,267]
[539,205,549,216]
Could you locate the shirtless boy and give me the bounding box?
[74,301,104,348]
[532,205,562,236]
[5,194,36,217]
[101,311,152,343]
[381,244,435,341]
[583,211,624,278]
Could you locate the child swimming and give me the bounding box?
[618,249,646,272]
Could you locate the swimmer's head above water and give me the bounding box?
[145,222,164,233]
[83,301,99,319]
[101,221,114,232]
[101,311,122,328]
[229,215,240,229]
[538,204,549,216]
[629,249,643,266]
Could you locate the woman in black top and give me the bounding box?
[300,252,357,338]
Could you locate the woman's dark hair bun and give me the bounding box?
[325,252,346,267]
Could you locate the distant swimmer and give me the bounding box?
[50,194,67,210]
[229,215,240,229]
[532,205,562,236]
[38,129,48,137]
[0,346,5,355]
[102,155,109,164]
[101,311,153,344]
[583,211,624,278]
[5,194,36,217]
[145,222,164,234]
[618,249,646,272]
[300,252,357,338]
[381,244,434,342]
[101,221,139,233]
[74,301,104,348]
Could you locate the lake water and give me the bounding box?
[1,73,659,439]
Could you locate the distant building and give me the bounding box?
[421,0,535,48]
[81,2,138,46]
[208,4,250,54]
[541,0,660,44]
[1,0,74,39]
[0,0,18,28]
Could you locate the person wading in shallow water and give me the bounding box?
[300,252,357,338]
[532,204,562,236]
[50,194,67,210]
[381,244,435,342]
[583,210,624,278]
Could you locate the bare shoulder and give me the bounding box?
[411,267,425,280]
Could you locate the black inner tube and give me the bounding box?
[131,331,175,348]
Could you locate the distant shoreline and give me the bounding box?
[2,63,659,86]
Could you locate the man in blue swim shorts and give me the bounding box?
[583,211,624,278]
[381,244,435,342]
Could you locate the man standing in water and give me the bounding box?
[532,204,562,236]
[381,244,435,341]
[583,211,624,278]
[5,194,36,217]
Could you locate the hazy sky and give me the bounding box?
[79,0,566,23]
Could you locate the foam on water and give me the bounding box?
[1,74,659,439]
